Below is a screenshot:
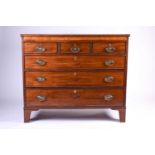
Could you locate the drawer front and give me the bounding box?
[25,88,124,107]
[93,42,126,54]
[60,42,90,54]
[25,71,124,87]
[24,43,57,53]
[25,56,125,70]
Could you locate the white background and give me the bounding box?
[0,26,155,155]
[0,0,155,155]
[1,26,155,100]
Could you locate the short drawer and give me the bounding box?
[60,42,90,54]
[25,88,124,107]
[25,71,124,87]
[93,42,126,54]
[24,43,57,53]
[25,55,125,70]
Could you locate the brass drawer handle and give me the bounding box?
[35,46,46,52]
[104,94,113,101]
[36,95,46,102]
[36,59,46,66]
[105,43,116,53]
[71,47,80,53]
[104,76,114,82]
[104,60,115,66]
[36,76,46,82]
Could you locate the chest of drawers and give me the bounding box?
[21,34,129,122]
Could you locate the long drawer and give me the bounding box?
[25,55,125,70]
[25,71,124,87]
[25,88,124,107]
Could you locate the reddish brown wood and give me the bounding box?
[25,55,125,70]
[21,34,130,42]
[25,88,124,107]
[21,34,129,122]
[24,109,31,122]
[25,71,124,87]
[24,42,57,53]
[118,108,126,122]
[93,42,126,54]
[60,42,90,53]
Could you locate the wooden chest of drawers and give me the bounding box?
[21,34,129,122]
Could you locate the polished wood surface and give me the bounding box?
[21,34,129,42]
[22,34,129,122]
[93,42,126,54]
[24,42,57,53]
[25,55,125,70]
[60,42,90,53]
[118,108,126,122]
[25,71,124,87]
[25,88,124,107]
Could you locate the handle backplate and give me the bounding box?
[104,94,113,101]
[36,95,46,102]
[104,59,115,66]
[36,76,46,82]
[36,59,46,66]
[104,76,114,83]
[35,46,46,52]
[105,43,116,53]
[71,47,80,53]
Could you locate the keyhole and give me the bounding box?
[73,90,77,94]
[74,72,77,76]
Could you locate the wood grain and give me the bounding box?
[25,88,124,107]
[93,42,126,54]
[25,55,125,70]
[24,42,57,53]
[60,42,90,53]
[25,71,124,87]
[21,34,129,42]
[21,34,129,122]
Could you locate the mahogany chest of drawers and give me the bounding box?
[21,34,129,122]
